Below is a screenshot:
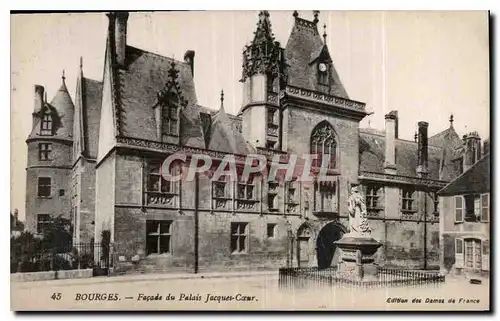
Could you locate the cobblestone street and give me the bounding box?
[11,273,489,311]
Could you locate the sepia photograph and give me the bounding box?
[9,9,490,311]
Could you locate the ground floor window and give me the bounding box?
[455,237,488,270]
[146,220,172,255]
[36,214,51,234]
[230,222,248,253]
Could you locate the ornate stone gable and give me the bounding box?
[157,61,189,108]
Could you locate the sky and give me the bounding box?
[10,11,490,219]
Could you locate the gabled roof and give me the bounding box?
[438,153,490,196]
[429,126,461,149]
[284,15,348,98]
[359,130,443,180]
[116,45,198,141]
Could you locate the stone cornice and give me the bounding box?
[281,86,368,120]
[359,171,448,188]
[115,136,288,162]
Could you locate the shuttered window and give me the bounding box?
[454,196,464,223]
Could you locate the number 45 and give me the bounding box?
[51,293,62,300]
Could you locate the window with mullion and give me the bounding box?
[237,177,255,201]
[40,114,53,136]
[36,214,51,234]
[401,188,415,211]
[230,222,248,253]
[147,162,173,194]
[146,220,172,255]
[39,143,52,161]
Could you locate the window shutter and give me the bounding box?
[455,238,464,268]
[454,196,464,223]
[481,239,489,271]
[481,193,489,222]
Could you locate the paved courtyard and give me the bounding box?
[11,273,489,311]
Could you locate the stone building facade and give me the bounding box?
[25,11,486,274]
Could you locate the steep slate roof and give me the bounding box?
[429,126,462,149]
[28,79,74,141]
[117,45,198,142]
[208,105,254,155]
[81,78,103,158]
[438,153,490,196]
[359,130,443,180]
[284,15,348,98]
[179,102,206,149]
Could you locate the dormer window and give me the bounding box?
[40,113,53,136]
[317,62,329,86]
[161,94,180,137]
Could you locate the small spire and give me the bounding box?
[323,23,328,42]
[293,10,299,18]
[313,10,319,24]
[449,114,454,127]
[220,89,224,110]
[62,69,66,82]
[44,91,47,103]
[80,56,83,70]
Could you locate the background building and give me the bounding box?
[438,151,490,276]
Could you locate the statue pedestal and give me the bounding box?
[334,235,382,280]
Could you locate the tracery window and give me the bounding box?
[310,121,337,169]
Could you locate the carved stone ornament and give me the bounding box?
[241,11,284,81]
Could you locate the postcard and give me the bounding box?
[10,10,490,311]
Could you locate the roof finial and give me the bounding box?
[44,91,47,103]
[313,10,319,24]
[220,89,224,110]
[62,69,66,82]
[414,131,418,142]
[449,114,454,127]
[323,23,327,42]
[293,11,299,18]
[80,56,83,70]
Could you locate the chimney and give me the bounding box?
[463,131,481,171]
[33,85,44,127]
[384,111,398,174]
[416,121,429,177]
[184,50,195,77]
[483,139,490,155]
[108,12,129,67]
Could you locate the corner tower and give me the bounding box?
[240,11,285,150]
[25,73,74,234]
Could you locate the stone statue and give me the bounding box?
[346,185,371,237]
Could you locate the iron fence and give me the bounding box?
[279,266,445,288]
[10,240,112,276]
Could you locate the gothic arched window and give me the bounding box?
[310,121,337,169]
[40,112,53,136]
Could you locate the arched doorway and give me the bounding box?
[296,224,313,268]
[316,222,345,269]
